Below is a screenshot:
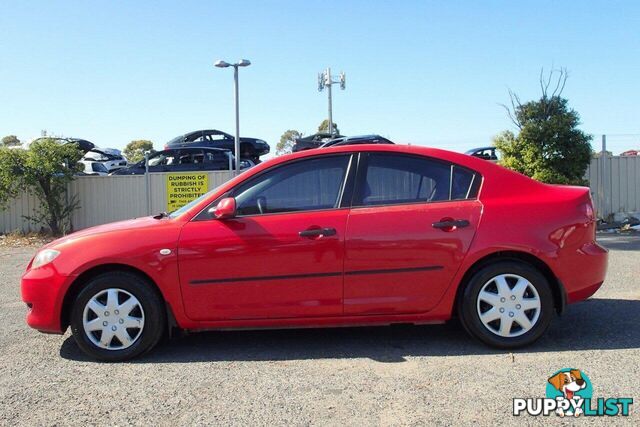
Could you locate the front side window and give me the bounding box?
[233,155,351,216]
[355,153,479,206]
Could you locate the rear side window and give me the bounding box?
[451,166,478,200]
[355,153,480,206]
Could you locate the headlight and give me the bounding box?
[31,249,60,269]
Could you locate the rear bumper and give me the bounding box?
[21,265,75,334]
[557,241,608,304]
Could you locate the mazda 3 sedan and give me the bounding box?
[21,145,607,361]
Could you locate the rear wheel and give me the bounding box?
[458,260,554,348]
[70,272,166,361]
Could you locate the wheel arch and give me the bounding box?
[61,263,175,331]
[454,250,566,316]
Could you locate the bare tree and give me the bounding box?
[500,67,569,129]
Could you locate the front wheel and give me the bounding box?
[70,272,166,361]
[458,260,554,348]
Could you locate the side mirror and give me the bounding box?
[211,197,236,219]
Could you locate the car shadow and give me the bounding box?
[60,298,640,363]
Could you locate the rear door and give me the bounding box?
[344,153,482,315]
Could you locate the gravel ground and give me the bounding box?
[1,234,638,426]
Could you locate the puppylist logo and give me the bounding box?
[513,369,633,417]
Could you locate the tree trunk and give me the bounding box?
[39,178,61,235]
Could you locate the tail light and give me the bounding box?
[579,195,596,240]
[580,201,595,221]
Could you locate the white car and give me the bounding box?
[82,148,128,172]
[78,160,110,176]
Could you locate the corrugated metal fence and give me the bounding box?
[586,155,640,219]
[1,171,233,233]
[2,156,640,233]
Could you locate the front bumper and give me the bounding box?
[21,265,75,334]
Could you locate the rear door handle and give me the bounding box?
[299,227,337,238]
[432,219,470,230]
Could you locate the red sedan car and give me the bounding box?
[21,145,607,361]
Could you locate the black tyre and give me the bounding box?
[70,271,166,361]
[458,260,554,348]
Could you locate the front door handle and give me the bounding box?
[299,227,337,238]
[432,219,470,230]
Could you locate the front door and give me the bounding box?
[344,152,482,315]
[178,154,354,321]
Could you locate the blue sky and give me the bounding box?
[1,1,638,155]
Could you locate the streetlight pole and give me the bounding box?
[233,65,240,174]
[215,59,251,175]
[318,68,346,137]
[326,67,333,137]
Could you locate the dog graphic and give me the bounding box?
[548,369,586,417]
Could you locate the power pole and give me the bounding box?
[318,68,346,136]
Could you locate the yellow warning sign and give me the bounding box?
[166,173,208,212]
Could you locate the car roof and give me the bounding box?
[158,146,230,153]
[167,130,228,143]
[183,129,229,139]
[321,134,393,148]
[465,146,495,154]
[325,134,385,142]
[297,132,339,140]
[343,134,384,140]
[184,129,227,136]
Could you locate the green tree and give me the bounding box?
[0,138,83,235]
[494,69,592,185]
[1,135,21,147]
[123,140,155,163]
[0,147,25,207]
[317,119,340,135]
[276,130,303,156]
